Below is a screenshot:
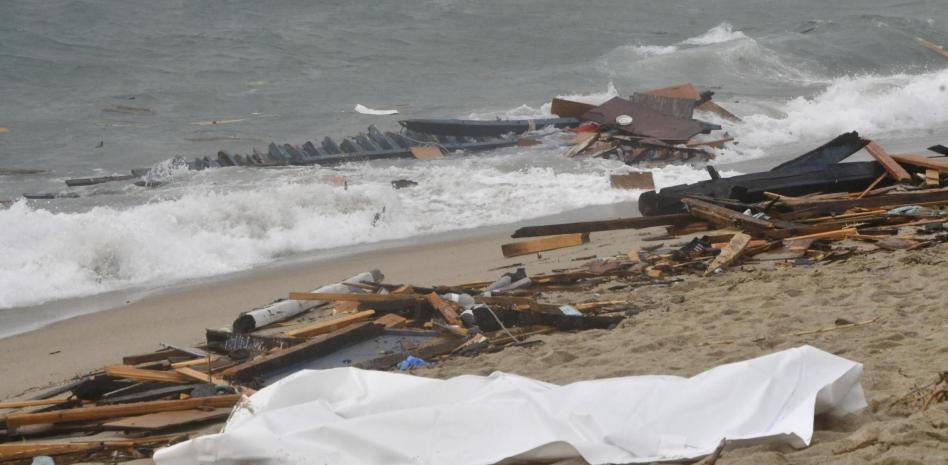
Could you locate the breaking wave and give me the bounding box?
[0,146,714,309]
[729,67,948,150]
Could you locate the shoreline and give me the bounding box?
[0,201,642,340]
[0,219,653,400]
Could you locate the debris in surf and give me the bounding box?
[354,104,399,115]
[915,37,948,59]
[510,133,948,278]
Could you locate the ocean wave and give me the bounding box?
[729,68,948,149]
[0,146,714,309]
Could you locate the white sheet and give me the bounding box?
[154,345,865,465]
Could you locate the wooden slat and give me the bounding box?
[374,313,408,329]
[864,141,911,182]
[102,407,231,430]
[0,398,73,409]
[284,310,376,338]
[782,228,858,242]
[175,367,228,386]
[104,365,191,384]
[5,395,240,428]
[511,213,694,238]
[122,348,191,366]
[355,337,464,370]
[704,232,751,276]
[171,355,221,369]
[222,321,384,381]
[426,293,461,325]
[0,442,102,461]
[890,154,948,172]
[501,233,589,257]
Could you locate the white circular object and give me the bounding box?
[616,114,634,126]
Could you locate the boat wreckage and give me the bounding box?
[24,83,736,197]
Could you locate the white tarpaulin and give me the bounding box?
[154,345,865,465]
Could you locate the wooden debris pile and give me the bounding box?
[1,269,642,464]
[553,83,737,166]
[506,134,948,277]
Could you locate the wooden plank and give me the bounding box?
[0,398,73,409]
[410,146,443,160]
[916,37,948,59]
[288,292,423,303]
[122,348,191,366]
[610,171,655,190]
[0,442,102,461]
[104,365,191,384]
[283,310,376,338]
[864,141,911,182]
[171,355,221,369]
[175,367,228,386]
[681,197,777,234]
[426,293,461,325]
[222,321,384,381]
[779,188,948,217]
[5,394,240,429]
[782,228,858,242]
[891,154,948,172]
[550,98,596,118]
[102,407,231,430]
[704,232,751,276]
[644,83,701,100]
[501,233,589,257]
[511,213,694,238]
[374,313,408,329]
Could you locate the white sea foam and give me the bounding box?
[681,23,749,46]
[0,146,713,309]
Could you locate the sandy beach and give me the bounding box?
[3,219,947,464]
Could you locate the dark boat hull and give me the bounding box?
[399,117,579,138]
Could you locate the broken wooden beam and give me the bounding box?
[704,232,751,276]
[864,141,912,182]
[222,321,384,381]
[501,233,589,258]
[4,394,240,430]
[426,293,461,325]
[511,214,694,238]
[890,154,948,172]
[104,365,191,384]
[283,310,376,338]
[681,197,777,234]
